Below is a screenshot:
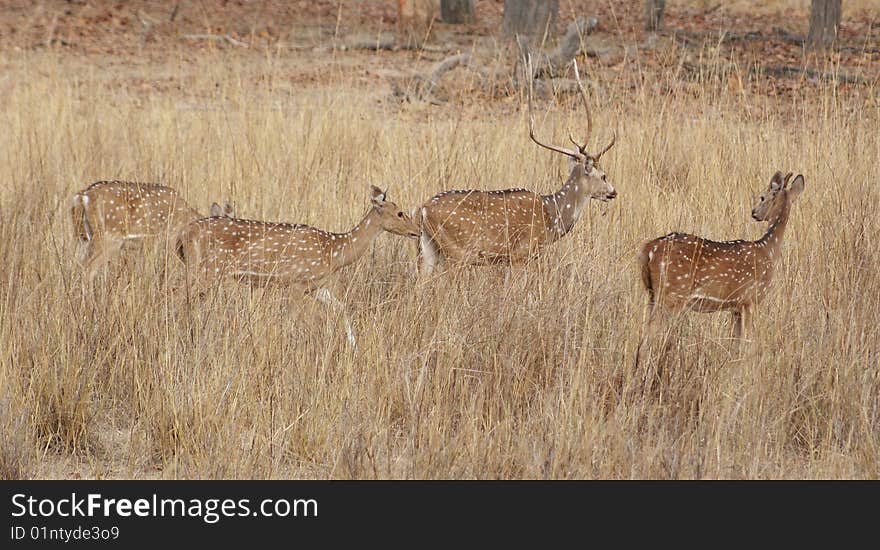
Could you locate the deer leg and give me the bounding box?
[635,301,673,396]
[743,305,753,337]
[157,236,179,290]
[176,237,211,305]
[731,310,742,340]
[415,233,425,275]
[504,262,524,285]
[730,306,750,356]
[75,237,91,264]
[314,287,357,351]
[417,227,440,277]
[82,236,123,292]
[624,298,659,399]
[644,308,666,393]
[183,263,200,306]
[181,261,214,306]
[635,300,664,367]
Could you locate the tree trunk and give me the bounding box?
[397,0,438,48]
[503,0,559,41]
[519,16,598,81]
[807,0,842,49]
[441,0,475,24]
[643,0,666,32]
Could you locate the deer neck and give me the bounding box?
[758,194,791,257]
[155,204,203,236]
[184,205,203,224]
[542,170,589,239]
[328,208,383,270]
[156,201,202,231]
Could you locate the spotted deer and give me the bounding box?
[174,185,419,349]
[636,171,805,360]
[414,61,616,275]
[71,180,233,288]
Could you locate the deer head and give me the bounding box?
[526,58,617,202]
[751,172,805,222]
[210,202,235,218]
[369,185,419,238]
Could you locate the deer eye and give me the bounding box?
[397,212,404,218]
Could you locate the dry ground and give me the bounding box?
[0,1,878,479]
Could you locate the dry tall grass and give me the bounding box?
[0,48,877,479]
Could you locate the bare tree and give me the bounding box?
[503,0,559,41]
[441,0,475,24]
[807,0,842,49]
[644,0,666,32]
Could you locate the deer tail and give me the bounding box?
[174,224,200,265]
[174,229,188,263]
[71,192,92,243]
[637,241,655,304]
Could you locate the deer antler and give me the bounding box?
[568,132,587,156]
[525,53,582,160]
[564,61,611,160]
[596,134,616,160]
[572,60,593,152]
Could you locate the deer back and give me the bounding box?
[73,181,200,242]
[420,188,557,264]
[176,216,340,286]
[640,233,775,312]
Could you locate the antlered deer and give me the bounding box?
[414,61,616,274]
[71,180,232,288]
[174,186,418,349]
[636,171,805,361]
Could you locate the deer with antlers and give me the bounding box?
[174,185,418,349]
[414,61,616,275]
[636,171,805,361]
[71,180,233,288]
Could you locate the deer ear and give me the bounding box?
[788,174,805,202]
[770,171,785,191]
[223,203,234,217]
[370,185,386,206]
[210,202,223,216]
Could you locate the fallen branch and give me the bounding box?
[532,78,585,96]
[772,26,804,45]
[771,25,880,54]
[314,32,453,53]
[673,27,810,48]
[756,64,866,85]
[682,59,867,86]
[839,44,880,55]
[390,53,473,104]
[342,37,397,51]
[326,39,452,53]
[673,29,767,48]
[182,34,248,48]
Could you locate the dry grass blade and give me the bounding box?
[0,20,877,479]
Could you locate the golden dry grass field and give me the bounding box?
[0,1,878,479]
